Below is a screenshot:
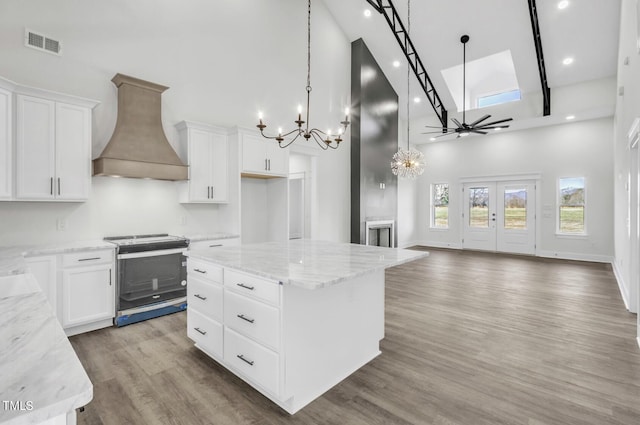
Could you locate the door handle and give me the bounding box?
[268,159,271,171]
[50,177,53,195]
[58,178,61,195]
[265,158,268,170]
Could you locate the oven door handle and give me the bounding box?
[117,248,187,260]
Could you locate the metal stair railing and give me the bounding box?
[366,0,448,128]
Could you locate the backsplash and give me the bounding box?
[0,176,237,246]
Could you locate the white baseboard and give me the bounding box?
[611,260,631,311]
[536,250,613,264]
[419,240,462,250]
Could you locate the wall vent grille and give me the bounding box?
[25,29,62,55]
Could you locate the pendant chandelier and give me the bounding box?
[256,0,350,150]
[391,0,425,179]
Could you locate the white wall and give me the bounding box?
[613,0,640,325]
[0,0,351,245]
[418,117,614,261]
[396,120,420,248]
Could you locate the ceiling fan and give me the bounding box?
[423,35,513,139]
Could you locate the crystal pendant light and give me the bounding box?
[391,0,425,179]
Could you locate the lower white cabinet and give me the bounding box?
[61,264,113,328]
[24,255,57,317]
[187,237,240,251]
[25,248,115,335]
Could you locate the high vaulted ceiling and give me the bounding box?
[322,0,621,128]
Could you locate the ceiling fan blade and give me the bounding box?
[421,129,456,134]
[479,125,511,130]
[477,117,513,128]
[469,114,491,127]
[470,129,488,135]
[423,125,458,130]
[451,118,463,128]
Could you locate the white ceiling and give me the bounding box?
[322,0,621,124]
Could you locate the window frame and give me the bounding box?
[430,182,450,229]
[556,176,587,236]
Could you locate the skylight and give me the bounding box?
[441,50,520,113]
[477,89,521,108]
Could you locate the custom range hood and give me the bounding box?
[93,73,188,180]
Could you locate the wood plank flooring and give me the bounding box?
[70,248,640,425]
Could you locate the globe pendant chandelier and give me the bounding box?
[256,0,350,150]
[391,0,425,178]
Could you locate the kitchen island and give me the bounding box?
[186,239,427,414]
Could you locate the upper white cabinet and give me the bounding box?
[16,94,93,201]
[0,81,12,200]
[176,121,229,203]
[239,130,288,177]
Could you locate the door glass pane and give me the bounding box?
[469,187,489,228]
[504,187,527,230]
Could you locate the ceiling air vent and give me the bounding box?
[25,29,62,55]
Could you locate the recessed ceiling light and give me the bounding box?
[430,137,436,141]
[562,57,574,65]
[566,115,575,120]
[494,127,502,131]
[558,0,569,9]
[392,60,401,68]
[413,97,421,103]
[364,9,372,18]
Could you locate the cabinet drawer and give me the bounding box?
[188,238,240,250]
[188,276,223,322]
[224,327,279,396]
[224,290,280,350]
[187,258,223,283]
[62,249,113,267]
[224,269,280,306]
[187,308,223,359]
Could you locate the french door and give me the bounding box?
[462,181,536,255]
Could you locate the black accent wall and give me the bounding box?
[350,38,399,245]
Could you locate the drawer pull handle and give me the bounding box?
[194,294,207,301]
[237,354,254,366]
[194,327,207,336]
[194,268,207,274]
[209,244,223,248]
[236,283,255,291]
[78,257,100,262]
[237,314,255,324]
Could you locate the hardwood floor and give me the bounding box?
[70,248,640,425]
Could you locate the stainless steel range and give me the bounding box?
[105,234,189,327]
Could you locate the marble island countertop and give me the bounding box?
[0,273,92,425]
[187,239,428,290]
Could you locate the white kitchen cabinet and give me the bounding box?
[15,92,95,201]
[240,131,288,177]
[24,255,58,317]
[60,249,114,334]
[188,236,240,251]
[0,82,12,200]
[176,121,228,203]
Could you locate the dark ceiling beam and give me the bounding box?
[365,0,448,128]
[527,0,551,116]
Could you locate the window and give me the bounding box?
[477,89,521,108]
[558,177,585,234]
[431,183,449,228]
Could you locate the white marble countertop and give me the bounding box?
[187,239,428,290]
[185,233,240,243]
[0,273,92,425]
[0,240,114,277]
